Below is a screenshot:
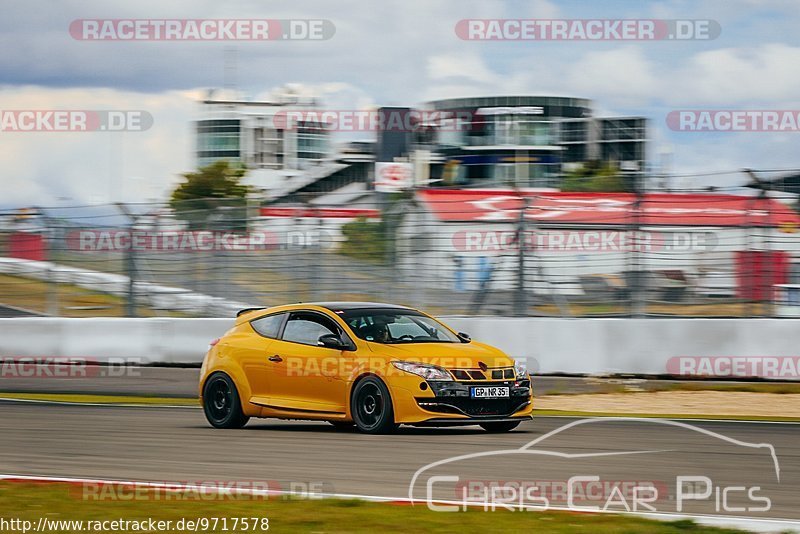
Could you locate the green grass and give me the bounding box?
[0,482,747,533]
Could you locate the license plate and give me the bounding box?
[470,386,509,398]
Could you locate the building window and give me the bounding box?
[196,119,241,166]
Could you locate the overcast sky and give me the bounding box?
[2,0,800,206]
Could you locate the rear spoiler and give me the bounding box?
[236,307,266,317]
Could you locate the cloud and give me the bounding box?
[667,44,800,106]
[564,47,658,107]
[0,86,195,206]
[427,52,495,84]
[2,0,800,204]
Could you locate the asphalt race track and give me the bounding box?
[0,401,798,529]
[0,366,757,398]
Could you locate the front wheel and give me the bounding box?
[202,372,249,429]
[480,421,521,433]
[351,376,397,434]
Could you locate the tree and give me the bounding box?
[169,161,251,230]
[339,217,387,262]
[560,161,630,193]
[339,192,411,263]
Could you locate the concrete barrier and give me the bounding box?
[0,316,799,378]
[446,317,800,377]
[0,318,230,365]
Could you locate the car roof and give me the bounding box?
[314,301,413,312]
[235,301,414,323]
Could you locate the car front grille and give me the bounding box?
[417,397,530,417]
[449,368,515,381]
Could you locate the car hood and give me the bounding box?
[366,340,514,369]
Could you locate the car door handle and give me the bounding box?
[268,355,283,362]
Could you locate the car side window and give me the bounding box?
[251,313,286,339]
[282,313,339,346]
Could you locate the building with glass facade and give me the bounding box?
[195,95,330,171]
[194,92,648,201]
[416,96,647,188]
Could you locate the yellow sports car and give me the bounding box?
[199,302,533,433]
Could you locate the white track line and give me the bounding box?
[0,474,797,533]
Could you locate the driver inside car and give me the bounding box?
[361,319,391,343]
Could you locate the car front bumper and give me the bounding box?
[389,376,534,424]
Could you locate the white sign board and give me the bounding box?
[374,162,413,192]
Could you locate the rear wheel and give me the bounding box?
[351,376,397,434]
[203,372,249,429]
[479,421,521,433]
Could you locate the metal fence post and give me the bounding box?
[630,180,646,318]
[115,202,137,317]
[514,197,530,316]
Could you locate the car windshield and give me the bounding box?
[339,309,460,344]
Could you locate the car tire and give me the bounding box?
[479,421,521,433]
[351,376,397,434]
[203,372,249,429]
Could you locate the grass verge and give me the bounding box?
[0,481,746,533]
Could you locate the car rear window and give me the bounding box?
[251,313,286,339]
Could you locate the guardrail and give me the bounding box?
[1,316,798,379]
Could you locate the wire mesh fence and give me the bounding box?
[1,186,799,318]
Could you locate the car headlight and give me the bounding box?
[392,361,453,381]
[513,359,529,379]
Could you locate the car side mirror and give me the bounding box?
[318,334,347,350]
[457,332,471,343]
